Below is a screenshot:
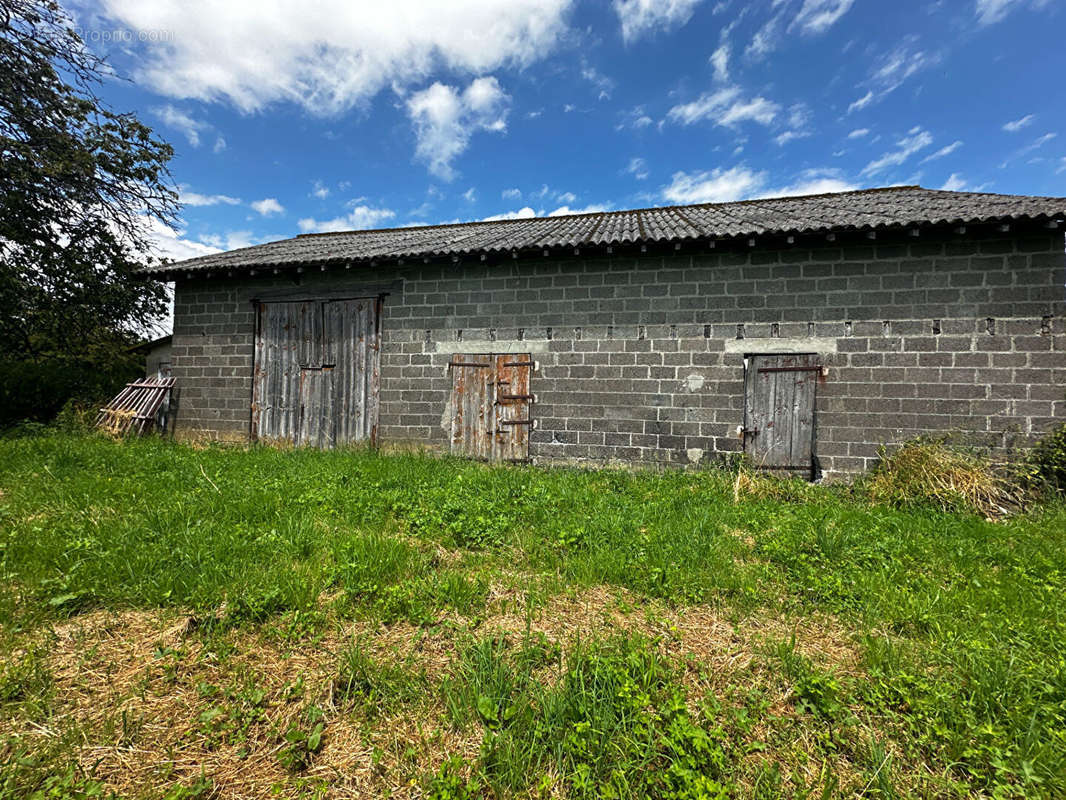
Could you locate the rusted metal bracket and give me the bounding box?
[757,365,825,373]
[502,360,536,368]
[499,419,535,426]
[499,393,534,401]
[449,360,493,368]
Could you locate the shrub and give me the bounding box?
[1028,423,1066,492]
[862,439,1029,517]
[0,355,140,429]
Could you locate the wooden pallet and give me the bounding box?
[96,378,176,436]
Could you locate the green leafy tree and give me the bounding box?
[0,0,178,422]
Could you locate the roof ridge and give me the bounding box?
[293,185,922,240]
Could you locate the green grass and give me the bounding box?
[1,432,1065,798]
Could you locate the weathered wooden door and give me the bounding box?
[743,353,819,476]
[253,297,380,447]
[447,354,534,462]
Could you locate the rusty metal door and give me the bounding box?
[447,354,534,462]
[253,297,380,447]
[743,353,819,476]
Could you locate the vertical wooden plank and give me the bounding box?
[323,299,348,445]
[769,354,796,467]
[743,356,757,462]
[493,354,532,462]
[312,297,380,448]
[367,297,381,445]
[254,301,311,442]
[448,354,492,459]
[791,354,817,471]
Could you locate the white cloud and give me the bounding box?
[1026,132,1058,151]
[662,166,856,204]
[406,77,509,180]
[297,205,396,233]
[710,43,730,82]
[617,106,655,130]
[745,12,786,59]
[921,140,963,163]
[502,188,522,199]
[250,197,285,216]
[626,157,650,180]
[847,128,870,139]
[462,187,477,202]
[1003,114,1034,132]
[774,175,858,196]
[152,104,209,147]
[861,128,934,176]
[940,173,967,191]
[775,103,813,145]
[144,217,222,262]
[775,130,810,146]
[870,41,938,94]
[998,132,1058,167]
[548,204,611,216]
[667,86,779,127]
[98,0,571,116]
[974,0,1047,25]
[203,230,266,251]
[613,0,703,42]
[212,136,226,153]
[1057,157,1066,174]
[311,181,330,199]
[555,191,578,204]
[661,167,765,203]
[580,63,614,99]
[482,207,537,221]
[179,189,241,207]
[790,0,856,34]
[976,0,1014,23]
[847,90,874,114]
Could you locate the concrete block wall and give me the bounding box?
[169,227,1066,475]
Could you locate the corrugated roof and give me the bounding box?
[152,186,1066,275]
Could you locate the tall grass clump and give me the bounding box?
[862,439,1030,517]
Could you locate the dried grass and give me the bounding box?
[863,440,1031,518]
[732,464,818,504]
[2,586,880,799]
[96,408,138,438]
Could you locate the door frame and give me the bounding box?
[250,294,383,446]
[446,352,535,463]
[742,351,821,479]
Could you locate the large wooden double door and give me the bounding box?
[252,298,380,447]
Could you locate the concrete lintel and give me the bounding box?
[724,337,837,354]
[432,339,550,354]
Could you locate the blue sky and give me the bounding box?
[73,0,1066,262]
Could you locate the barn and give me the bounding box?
[146,186,1066,479]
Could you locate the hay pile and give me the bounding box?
[863,440,1030,518]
